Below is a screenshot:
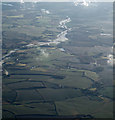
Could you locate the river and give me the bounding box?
[26,17,71,47]
[2,17,72,64]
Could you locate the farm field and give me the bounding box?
[2,2,113,119]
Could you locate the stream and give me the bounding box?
[2,17,72,75]
[27,17,71,46]
[2,17,72,62]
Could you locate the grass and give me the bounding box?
[7,81,44,90]
[9,74,51,81]
[85,70,99,81]
[99,87,113,99]
[46,69,93,89]
[3,86,17,103]
[38,88,83,101]
[6,15,24,18]
[3,103,56,116]
[3,78,27,84]
[16,90,43,102]
[55,96,113,118]
[2,3,113,118]
[5,14,60,37]
[2,110,15,118]
[33,48,71,64]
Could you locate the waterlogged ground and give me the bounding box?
[2,2,113,119]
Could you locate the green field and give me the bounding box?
[55,96,113,118]
[2,2,113,119]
